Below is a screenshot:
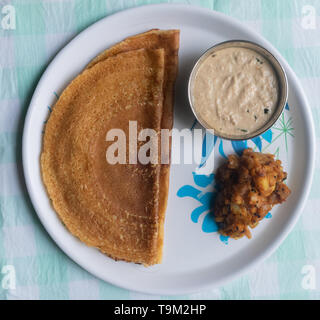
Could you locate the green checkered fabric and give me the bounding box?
[0,0,319,299]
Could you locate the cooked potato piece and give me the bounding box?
[214,148,291,239]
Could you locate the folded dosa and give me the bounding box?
[86,29,180,261]
[41,48,166,265]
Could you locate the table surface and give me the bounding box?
[0,0,319,300]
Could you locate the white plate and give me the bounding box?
[22,4,315,295]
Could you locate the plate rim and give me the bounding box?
[22,3,316,295]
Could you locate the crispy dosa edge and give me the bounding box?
[41,48,165,265]
[86,29,180,263]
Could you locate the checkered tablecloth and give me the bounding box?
[0,0,319,300]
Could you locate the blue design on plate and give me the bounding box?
[218,128,273,157]
[177,173,219,234]
[231,140,248,156]
[192,172,214,188]
[218,139,227,158]
[199,132,217,168]
[251,136,262,151]
[190,118,198,131]
[53,91,60,100]
[261,129,273,143]
[265,212,272,219]
[220,235,229,245]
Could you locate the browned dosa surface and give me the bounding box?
[86,29,180,261]
[41,48,166,265]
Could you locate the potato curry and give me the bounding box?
[214,148,291,239]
